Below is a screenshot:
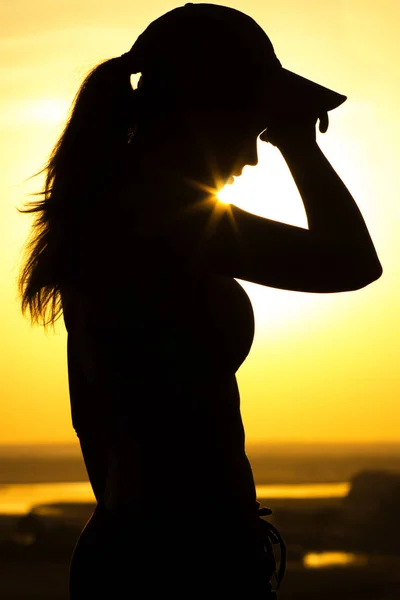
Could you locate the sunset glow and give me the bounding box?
[1,1,398,445]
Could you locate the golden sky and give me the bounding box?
[1,1,399,445]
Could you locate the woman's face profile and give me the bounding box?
[209,107,267,173]
[178,103,267,188]
[132,80,269,189]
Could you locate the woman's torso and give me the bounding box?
[61,176,260,540]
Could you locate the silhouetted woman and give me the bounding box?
[17,4,382,598]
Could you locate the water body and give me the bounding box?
[2,481,393,573]
[0,481,349,515]
[303,551,369,568]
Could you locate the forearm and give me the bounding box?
[279,141,382,274]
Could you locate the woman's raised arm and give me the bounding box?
[149,119,382,293]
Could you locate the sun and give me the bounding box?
[217,181,234,204]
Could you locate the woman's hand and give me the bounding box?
[260,111,329,149]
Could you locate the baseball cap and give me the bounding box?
[123,3,346,120]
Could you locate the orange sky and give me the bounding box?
[1,1,399,446]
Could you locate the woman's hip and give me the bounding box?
[69,501,279,597]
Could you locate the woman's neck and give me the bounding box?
[125,140,218,205]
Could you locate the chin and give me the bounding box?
[224,175,235,185]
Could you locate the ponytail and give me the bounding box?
[43,56,137,211]
[17,56,137,332]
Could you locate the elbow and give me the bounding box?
[315,251,383,293]
[341,257,383,291]
[311,238,383,293]
[356,263,383,289]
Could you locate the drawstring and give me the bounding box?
[257,503,287,593]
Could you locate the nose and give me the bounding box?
[242,140,258,168]
[251,139,259,164]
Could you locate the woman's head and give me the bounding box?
[17,3,345,330]
[123,3,346,186]
[123,3,282,186]
[15,5,282,331]
[129,98,268,190]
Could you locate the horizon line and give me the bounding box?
[1,440,400,447]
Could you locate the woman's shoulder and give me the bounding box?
[85,173,206,271]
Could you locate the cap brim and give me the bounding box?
[265,67,347,115]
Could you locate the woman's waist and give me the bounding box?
[103,451,258,516]
[99,491,264,551]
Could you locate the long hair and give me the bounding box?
[17,57,137,333]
